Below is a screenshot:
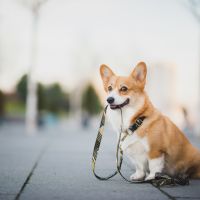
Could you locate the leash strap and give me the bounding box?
[152,172,189,187]
[91,105,145,183]
[116,108,149,183]
[92,106,190,187]
[92,105,118,180]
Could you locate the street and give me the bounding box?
[0,119,200,200]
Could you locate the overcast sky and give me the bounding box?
[0,0,199,104]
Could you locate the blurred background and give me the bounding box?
[0,0,200,136]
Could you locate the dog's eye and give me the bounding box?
[120,86,128,92]
[108,86,112,91]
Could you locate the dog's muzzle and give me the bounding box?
[110,98,130,110]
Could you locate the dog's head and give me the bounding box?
[100,62,147,110]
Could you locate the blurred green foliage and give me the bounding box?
[37,83,46,112]
[16,74,70,114]
[5,101,25,115]
[41,83,70,113]
[2,75,103,118]
[81,84,102,116]
[0,90,5,117]
[16,74,27,102]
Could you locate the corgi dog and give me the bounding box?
[100,62,200,181]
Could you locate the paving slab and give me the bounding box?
[0,120,200,200]
[161,180,200,199]
[19,125,169,200]
[0,194,15,200]
[0,125,49,200]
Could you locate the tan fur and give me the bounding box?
[100,62,200,178]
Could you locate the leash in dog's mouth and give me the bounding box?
[110,98,130,110]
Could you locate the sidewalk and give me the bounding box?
[0,121,200,200]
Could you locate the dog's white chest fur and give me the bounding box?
[107,106,149,153]
[107,106,150,180]
[107,106,137,132]
[107,106,165,181]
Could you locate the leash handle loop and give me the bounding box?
[92,105,118,180]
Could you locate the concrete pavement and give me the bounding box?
[0,120,200,200]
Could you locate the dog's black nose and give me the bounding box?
[107,97,114,104]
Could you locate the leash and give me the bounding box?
[91,105,146,183]
[116,108,148,183]
[92,105,189,187]
[92,105,118,180]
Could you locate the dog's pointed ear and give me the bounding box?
[100,64,115,88]
[130,62,147,89]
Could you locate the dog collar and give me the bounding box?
[128,116,146,133]
[121,116,146,142]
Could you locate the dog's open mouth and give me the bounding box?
[110,98,130,110]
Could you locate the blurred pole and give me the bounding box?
[184,0,200,135]
[196,31,200,135]
[20,0,48,134]
[26,6,38,134]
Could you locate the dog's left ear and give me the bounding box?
[130,62,147,89]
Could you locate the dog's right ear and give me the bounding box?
[100,64,115,89]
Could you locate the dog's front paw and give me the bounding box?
[130,171,145,181]
[145,173,155,181]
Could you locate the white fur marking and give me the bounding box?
[145,154,164,180]
[121,133,149,152]
[119,133,149,181]
[106,89,149,180]
[107,103,141,133]
[127,141,148,180]
[108,90,128,105]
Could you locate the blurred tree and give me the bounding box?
[44,84,69,114]
[37,83,46,111]
[16,74,27,103]
[16,75,69,114]
[186,0,200,22]
[81,84,102,116]
[0,90,5,119]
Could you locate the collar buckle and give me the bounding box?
[135,118,143,127]
[128,116,146,133]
